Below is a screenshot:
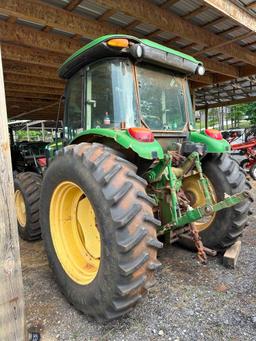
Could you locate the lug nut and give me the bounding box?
[204,206,213,215]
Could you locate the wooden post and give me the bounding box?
[42,122,45,141]
[0,46,25,340]
[26,124,30,141]
[205,107,208,129]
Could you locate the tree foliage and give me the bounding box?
[244,102,256,125]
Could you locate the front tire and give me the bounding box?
[40,143,162,320]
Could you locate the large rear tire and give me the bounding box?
[40,143,162,320]
[182,154,252,251]
[14,172,42,241]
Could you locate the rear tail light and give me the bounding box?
[37,157,47,167]
[205,129,223,140]
[128,127,154,142]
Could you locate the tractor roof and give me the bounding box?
[59,34,202,79]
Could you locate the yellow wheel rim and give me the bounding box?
[182,173,217,232]
[50,181,101,285]
[15,190,27,228]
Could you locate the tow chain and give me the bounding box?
[189,222,208,264]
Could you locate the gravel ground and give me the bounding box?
[21,181,256,341]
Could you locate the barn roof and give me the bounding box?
[0,0,255,119]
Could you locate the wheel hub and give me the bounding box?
[15,190,27,228]
[182,173,217,232]
[50,181,101,285]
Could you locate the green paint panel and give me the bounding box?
[46,141,63,158]
[174,191,247,228]
[72,128,164,160]
[190,130,231,153]
[59,34,201,74]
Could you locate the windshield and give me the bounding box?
[136,64,189,131]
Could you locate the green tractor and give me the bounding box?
[20,35,253,320]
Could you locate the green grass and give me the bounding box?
[195,119,251,130]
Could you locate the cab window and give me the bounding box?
[64,71,83,140]
[85,59,139,130]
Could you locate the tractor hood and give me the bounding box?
[59,34,203,79]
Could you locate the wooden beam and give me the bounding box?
[1,0,256,66]
[0,0,128,40]
[5,91,60,100]
[7,15,17,23]
[0,21,81,55]
[7,103,58,114]
[4,74,65,89]
[202,0,256,32]
[125,19,140,30]
[239,65,256,77]
[3,62,59,80]
[7,97,57,105]
[196,95,256,109]
[97,8,116,21]
[243,40,256,48]
[197,84,256,97]
[181,42,199,51]
[182,5,207,20]
[0,45,25,341]
[43,0,83,33]
[8,101,60,115]
[5,84,63,95]
[8,110,63,120]
[194,31,254,56]
[220,57,234,63]
[93,0,256,65]
[7,100,58,113]
[199,57,239,77]
[165,36,180,44]
[217,26,240,36]
[190,73,214,85]
[201,16,227,29]
[246,2,256,10]
[145,29,162,38]
[64,0,83,11]
[159,0,180,8]
[1,44,67,68]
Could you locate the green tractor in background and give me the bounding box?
[18,35,253,320]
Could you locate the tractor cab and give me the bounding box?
[59,35,204,144]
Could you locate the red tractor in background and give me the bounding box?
[231,139,256,180]
[221,126,256,180]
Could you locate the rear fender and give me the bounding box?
[71,129,164,160]
[189,131,230,153]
